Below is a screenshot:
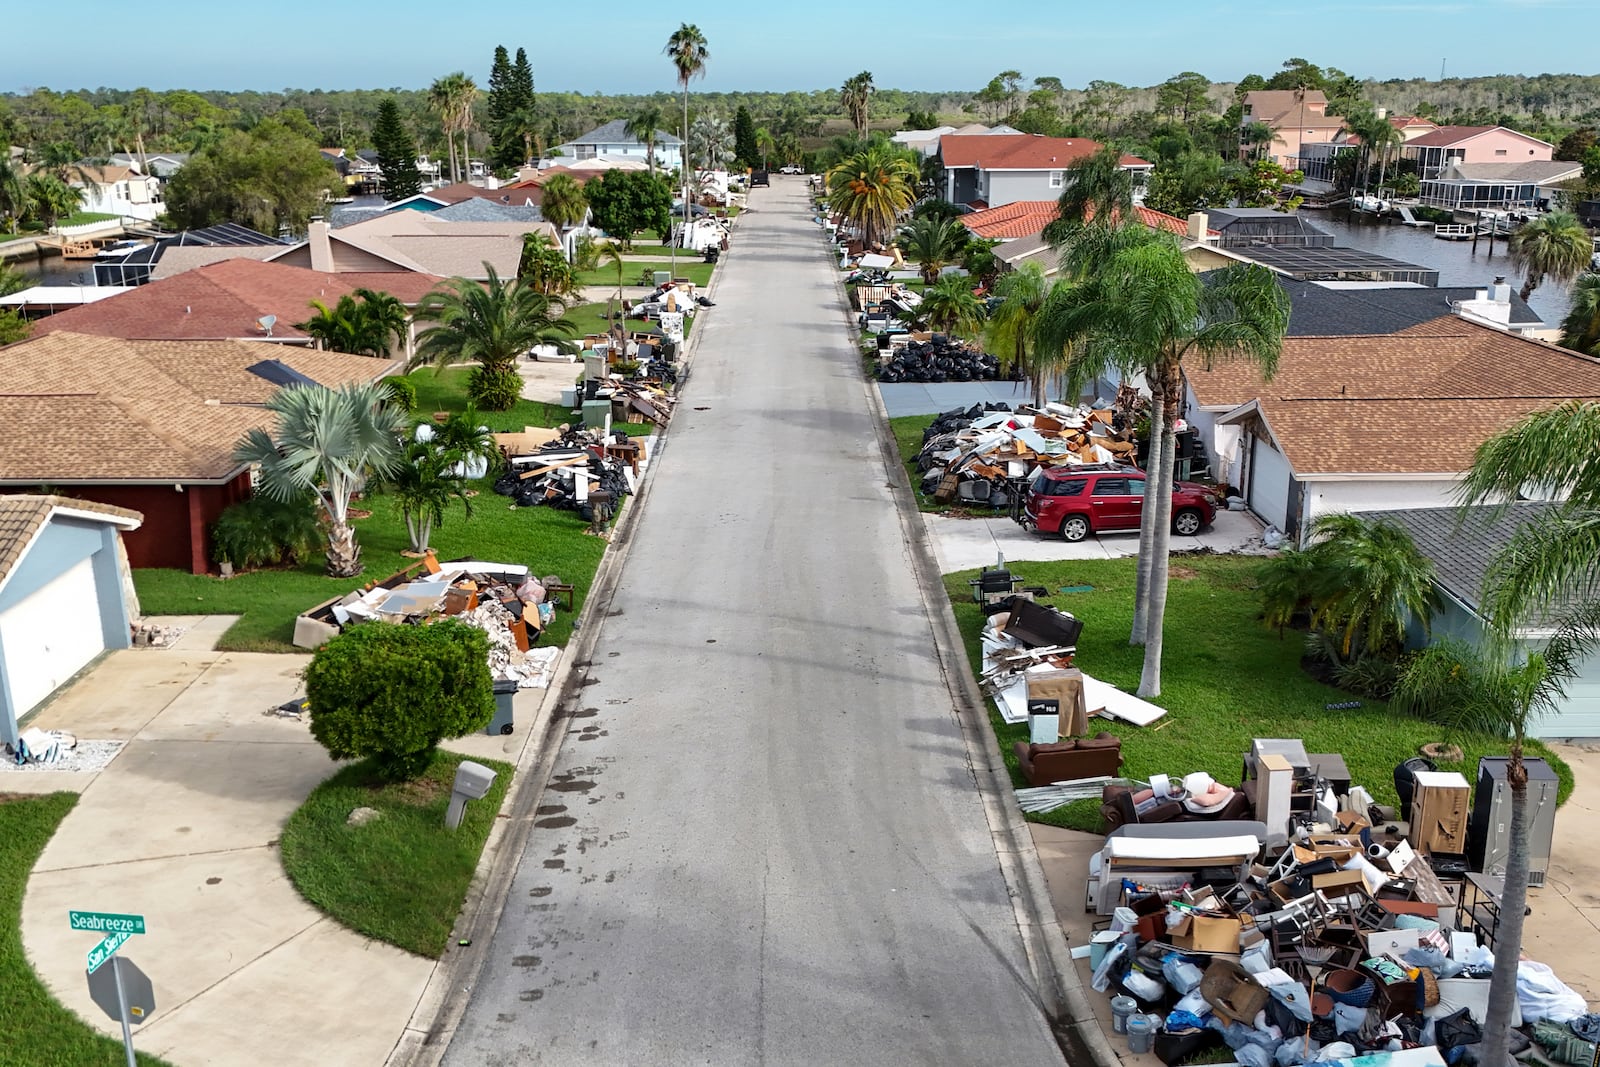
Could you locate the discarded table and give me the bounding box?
[1456,872,1506,948]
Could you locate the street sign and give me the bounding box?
[88,956,156,1026]
[86,930,131,975]
[69,911,146,936]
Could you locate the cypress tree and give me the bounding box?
[734,105,759,171]
[487,45,517,171]
[373,98,423,201]
[511,48,535,112]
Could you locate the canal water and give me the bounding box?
[1311,207,1575,326]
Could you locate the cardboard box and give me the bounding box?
[1312,870,1367,895]
[1410,771,1470,856]
[1172,914,1243,953]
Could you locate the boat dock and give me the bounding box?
[1435,224,1476,241]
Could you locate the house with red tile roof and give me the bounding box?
[1238,90,1347,168]
[31,258,444,347]
[937,134,1151,209]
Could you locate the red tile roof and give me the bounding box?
[939,134,1149,171]
[961,201,1059,239]
[1403,125,1502,147]
[33,259,445,343]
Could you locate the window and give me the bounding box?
[1494,149,1508,156]
[1095,478,1129,496]
[1033,475,1087,497]
[1049,171,1064,188]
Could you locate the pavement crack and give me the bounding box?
[35,842,274,873]
[135,917,328,1036]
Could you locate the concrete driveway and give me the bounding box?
[925,507,1271,572]
[18,644,443,1066]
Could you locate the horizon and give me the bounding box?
[6,0,1598,96]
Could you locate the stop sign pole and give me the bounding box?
[72,910,150,1067]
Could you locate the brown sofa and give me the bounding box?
[1013,732,1123,787]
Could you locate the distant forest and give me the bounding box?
[5,61,1600,169]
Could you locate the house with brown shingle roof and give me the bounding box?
[270,216,555,281]
[937,134,1151,209]
[1183,318,1600,540]
[0,332,398,574]
[0,494,144,745]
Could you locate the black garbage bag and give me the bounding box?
[1435,1007,1483,1065]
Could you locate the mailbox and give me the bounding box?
[445,760,498,830]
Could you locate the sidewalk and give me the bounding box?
[16,630,544,1066]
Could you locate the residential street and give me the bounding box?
[443,179,1065,1064]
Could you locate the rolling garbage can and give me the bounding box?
[486,680,518,736]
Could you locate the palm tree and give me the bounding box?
[625,106,666,174]
[1509,211,1592,302]
[917,274,985,338]
[1559,274,1600,355]
[233,382,408,578]
[539,173,588,241]
[896,215,968,285]
[301,295,367,354]
[0,157,25,234]
[755,127,775,171]
[1301,513,1441,662]
[428,73,476,183]
[501,104,540,167]
[388,438,473,554]
[411,265,579,410]
[826,143,917,250]
[1043,230,1289,694]
[354,288,411,358]
[985,263,1056,407]
[518,232,577,298]
[24,173,82,229]
[599,242,627,335]
[689,114,734,170]
[776,132,801,167]
[664,23,709,277]
[300,290,410,358]
[840,72,874,140]
[1040,144,1134,245]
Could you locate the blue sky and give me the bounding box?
[6,0,1595,94]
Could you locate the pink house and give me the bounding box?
[1402,126,1553,179]
[1238,90,1347,167]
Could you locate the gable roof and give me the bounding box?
[1404,125,1553,150]
[326,213,557,280]
[1357,503,1561,615]
[0,333,397,484]
[994,207,1213,273]
[1274,278,1542,335]
[1240,90,1341,126]
[0,495,143,593]
[32,259,444,342]
[1196,322,1600,475]
[566,119,682,147]
[939,134,1149,171]
[960,201,1060,240]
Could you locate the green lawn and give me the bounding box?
[574,262,714,289]
[564,300,695,340]
[278,752,513,958]
[943,555,1573,832]
[401,367,650,436]
[890,413,1011,516]
[57,212,118,227]
[0,794,174,1066]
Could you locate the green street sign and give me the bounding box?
[69,911,145,936]
[86,930,131,975]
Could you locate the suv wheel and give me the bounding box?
[1173,508,1203,536]
[1060,515,1090,542]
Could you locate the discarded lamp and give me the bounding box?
[445,760,498,831]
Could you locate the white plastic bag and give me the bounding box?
[1518,960,1588,1024]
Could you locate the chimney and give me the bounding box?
[308,218,334,273]
[1376,107,1388,120]
[1186,211,1210,242]
[1489,275,1512,305]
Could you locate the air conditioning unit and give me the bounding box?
[1468,756,1558,887]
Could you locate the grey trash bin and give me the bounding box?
[486,680,518,735]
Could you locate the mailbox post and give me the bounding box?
[445,760,498,830]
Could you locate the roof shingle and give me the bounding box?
[0,495,143,592]
[939,134,1148,171]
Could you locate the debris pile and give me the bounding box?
[490,425,643,523]
[876,335,1003,383]
[915,395,1144,506]
[131,620,185,648]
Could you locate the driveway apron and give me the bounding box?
[444,180,1064,1065]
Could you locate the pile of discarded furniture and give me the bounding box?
[1073,736,1587,1067]
[915,398,1143,508]
[293,553,566,688]
[488,424,644,524]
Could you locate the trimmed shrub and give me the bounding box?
[467,364,523,411]
[304,620,495,780]
[211,492,323,570]
[382,375,418,413]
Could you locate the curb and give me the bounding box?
[829,225,1119,1067]
[386,219,728,1067]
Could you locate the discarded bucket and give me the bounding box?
[1127,1013,1158,1054]
[1111,906,1139,933]
[1089,931,1119,971]
[1111,995,1137,1034]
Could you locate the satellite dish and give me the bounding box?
[257,314,277,336]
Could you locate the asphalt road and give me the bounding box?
[443,179,1065,1066]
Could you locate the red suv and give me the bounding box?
[1023,465,1222,542]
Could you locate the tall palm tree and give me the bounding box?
[501,103,540,167]
[1447,401,1600,1067]
[411,265,579,410]
[664,23,709,276]
[1558,273,1600,356]
[985,263,1056,407]
[0,157,24,233]
[454,76,480,181]
[233,382,408,577]
[539,173,588,240]
[428,73,476,183]
[1041,229,1289,693]
[625,106,666,174]
[1509,211,1592,302]
[840,72,874,140]
[917,274,985,338]
[896,215,968,285]
[1040,144,1135,244]
[825,143,917,249]
[689,114,734,170]
[755,127,776,171]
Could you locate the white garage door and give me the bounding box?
[0,558,106,718]
[1249,435,1293,533]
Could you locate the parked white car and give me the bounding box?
[779,164,804,175]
